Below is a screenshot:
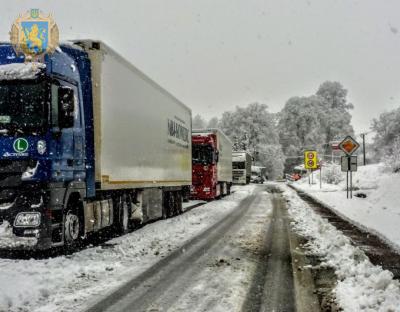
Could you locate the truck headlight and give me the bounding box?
[14,212,41,227]
[37,140,46,155]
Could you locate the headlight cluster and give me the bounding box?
[14,212,41,227]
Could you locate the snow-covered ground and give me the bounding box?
[282,185,400,311]
[291,163,400,250]
[0,185,256,312]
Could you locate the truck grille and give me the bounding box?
[233,171,244,177]
[0,160,30,202]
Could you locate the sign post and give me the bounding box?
[304,150,318,186]
[339,136,360,199]
[319,162,322,189]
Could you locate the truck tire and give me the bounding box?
[162,191,176,218]
[116,194,130,234]
[64,211,81,246]
[215,184,222,200]
[63,195,84,248]
[176,192,183,214]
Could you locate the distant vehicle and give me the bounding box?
[286,164,307,181]
[191,129,233,200]
[0,40,192,250]
[251,166,267,184]
[232,151,252,184]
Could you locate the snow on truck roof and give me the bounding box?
[0,62,46,80]
[192,128,232,143]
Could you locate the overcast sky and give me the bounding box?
[1,0,400,135]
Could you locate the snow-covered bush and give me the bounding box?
[383,136,400,173]
[322,163,343,184]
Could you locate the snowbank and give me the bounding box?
[0,221,37,249]
[0,185,256,312]
[0,62,46,80]
[283,186,400,311]
[292,163,400,250]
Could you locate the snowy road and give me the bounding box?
[84,184,296,312]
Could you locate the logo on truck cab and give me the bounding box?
[13,138,29,153]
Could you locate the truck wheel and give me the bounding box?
[162,191,175,218]
[176,192,183,214]
[169,192,176,217]
[117,195,130,234]
[215,184,222,199]
[161,192,167,219]
[64,211,81,246]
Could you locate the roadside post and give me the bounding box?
[339,136,360,199]
[319,160,322,189]
[304,150,318,186]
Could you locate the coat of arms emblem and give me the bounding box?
[10,9,59,59]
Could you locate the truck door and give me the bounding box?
[51,82,85,181]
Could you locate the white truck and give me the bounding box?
[232,151,252,184]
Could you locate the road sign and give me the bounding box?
[339,136,360,156]
[304,150,317,169]
[341,156,357,172]
[330,141,341,150]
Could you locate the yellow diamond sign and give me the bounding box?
[339,136,360,156]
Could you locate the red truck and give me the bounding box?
[191,129,233,200]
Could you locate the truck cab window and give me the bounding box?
[0,80,48,134]
[58,86,75,129]
[192,145,213,164]
[233,162,245,169]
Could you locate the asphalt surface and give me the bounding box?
[85,185,296,312]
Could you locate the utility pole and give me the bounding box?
[361,133,366,165]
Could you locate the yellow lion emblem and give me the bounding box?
[21,23,46,54]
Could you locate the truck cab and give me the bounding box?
[232,151,252,184]
[0,43,93,249]
[191,129,232,200]
[191,133,219,199]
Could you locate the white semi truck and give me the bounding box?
[0,40,191,249]
[232,151,252,184]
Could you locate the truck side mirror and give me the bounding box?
[215,151,219,162]
[58,86,75,129]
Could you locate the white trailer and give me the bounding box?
[80,40,192,225]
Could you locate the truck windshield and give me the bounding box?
[0,80,49,133]
[233,161,245,169]
[192,145,213,164]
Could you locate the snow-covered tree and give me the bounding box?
[371,107,400,165]
[207,117,219,128]
[316,81,354,141]
[278,81,354,172]
[219,102,285,178]
[278,95,328,171]
[192,114,206,129]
